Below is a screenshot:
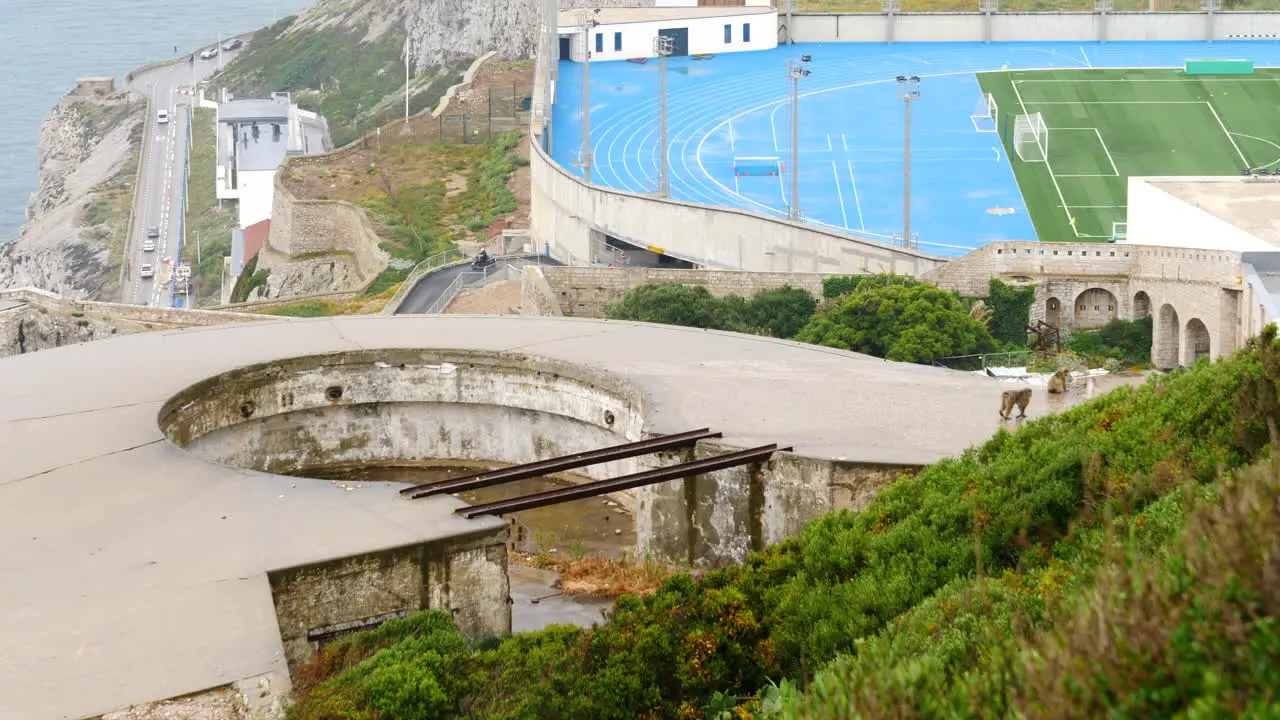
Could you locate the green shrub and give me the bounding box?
[742,285,816,339]
[1065,315,1153,368]
[796,280,998,364]
[987,278,1036,346]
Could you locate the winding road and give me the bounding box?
[121,38,248,307]
[396,255,562,315]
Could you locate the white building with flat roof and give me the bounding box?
[215,92,330,229]
[557,4,777,63]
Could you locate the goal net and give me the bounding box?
[970,93,998,133]
[1013,112,1049,163]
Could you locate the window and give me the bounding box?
[614,32,621,52]
[595,33,603,54]
[724,24,732,43]
[744,23,751,42]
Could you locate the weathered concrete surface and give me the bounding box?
[1,314,1051,719]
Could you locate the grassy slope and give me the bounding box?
[182,107,237,306]
[978,68,1280,241]
[216,16,459,148]
[287,327,1280,719]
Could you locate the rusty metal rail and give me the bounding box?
[401,428,722,499]
[455,443,789,519]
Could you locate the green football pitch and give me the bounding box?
[977,68,1280,243]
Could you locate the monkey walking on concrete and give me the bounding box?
[999,388,1032,420]
[1047,368,1070,394]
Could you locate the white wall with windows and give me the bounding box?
[558,9,777,63]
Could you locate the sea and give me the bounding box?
[0,0,314,241]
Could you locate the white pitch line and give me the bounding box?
[1011,77,1079,238]
[770,103,783,153]
[1025,100,1208,105]
[1080,46,1092,68]
[778,170,787,207]
[826,134,832,152]
[1205,101,1250,167]
[728,119,736,153]
[1093,128,1119,176]
[846,158,865,230]
[841,133,848,152]
[831,160,848,229]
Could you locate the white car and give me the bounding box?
[199,46,219,60]
[139,264,155,279]
[156,109,169,124]
[142,240,156,253]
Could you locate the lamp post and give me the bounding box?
[897,75,920,249]
[654,35,674,197]
[787,55,812,222]
[404,35,411,127]
[575,8,601,184]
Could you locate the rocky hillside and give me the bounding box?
[0,89,143,300]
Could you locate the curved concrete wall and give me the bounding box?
[529,140,943,276]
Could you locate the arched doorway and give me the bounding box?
[1045,297,1062,329]
[1133,291,1151,319]
[1185,318,1211,364]
[1074,288,1119,329]
[1156,304,1181,369]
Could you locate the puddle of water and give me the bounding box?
[294,464,630,632]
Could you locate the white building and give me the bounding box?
[557,3,777,63]
[1124,175,1280,253]
[215,92,329,229]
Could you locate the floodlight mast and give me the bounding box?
[787,55,812,222]
[576,8,601,185]
[897,75,920,249]
[654,35,674,197]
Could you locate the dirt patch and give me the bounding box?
[448,60,535,119]
[444,279,522,314]
[511,551,676,599]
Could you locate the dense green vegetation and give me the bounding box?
[217,17,460,147]
[605,275,998,363]
[289,319,1280,719]
[229,253,269,303]
[1064,315,1154,368]
[604,283,816,339]
[182,107,237,306]
[359,132,524,297]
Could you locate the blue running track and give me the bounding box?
[549,41,1280,257]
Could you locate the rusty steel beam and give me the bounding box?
[401,428,722,499]
[455,444,789,519]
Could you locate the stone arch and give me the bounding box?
[1156,304,1181,370]
[1073,287,1119,329]
[1185,318,1211,364]
[1133,291,1151,319]
[1045,297,1062,329]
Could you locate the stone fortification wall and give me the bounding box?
[520,266,563,316]
[537,266,831,318]
[0,287,272,358]
[257,175,390,299]
[924,241,1142,297]
[790,11,1280,44]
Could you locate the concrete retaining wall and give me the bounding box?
[0,287,274,327]
[268,531,508,676]
[529,137,943,277]
[520,266,563,316]
[537,266,831,318]
[789,11,1280,44]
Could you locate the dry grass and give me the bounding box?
[512,551,677,598]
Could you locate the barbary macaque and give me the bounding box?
[999,388,1032,420]
[1047,368,1070,394]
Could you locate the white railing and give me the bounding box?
[425,263,517,314]
[380,248,464,315]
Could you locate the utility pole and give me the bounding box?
[897,75,920,249]
[574,8,601,184]
[404,35,411,126]
[787,55,812,222]
[216,34,222,72]
[654,35,674,197]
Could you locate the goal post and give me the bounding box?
[970,92,998,133]
[1013,112,1049,163]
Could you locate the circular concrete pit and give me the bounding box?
[0,314,1032,719]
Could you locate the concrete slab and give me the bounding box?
[0,314,1051,719]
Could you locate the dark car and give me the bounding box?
[222,38,243,51]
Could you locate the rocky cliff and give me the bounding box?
[0,88,143,300]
